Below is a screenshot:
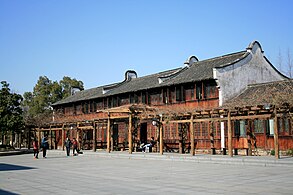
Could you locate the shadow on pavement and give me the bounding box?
[0,163,36,172]
[0,189,19,195]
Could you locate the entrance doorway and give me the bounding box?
[140,123,147,144]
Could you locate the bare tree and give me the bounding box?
[277,48,283,74]
[277,48,293,78]
[287,48,293,78]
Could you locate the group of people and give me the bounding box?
[65,137,79,156]
[32,136,80,159]
[32,135,49,159]
[140,137,156,153]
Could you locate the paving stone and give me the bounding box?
[1,150,293,194]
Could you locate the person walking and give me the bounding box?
[253,135,259,156]
[32,138,39,159]
[72,138,78,156]
[65,137,71,157]
[41,135,49,158]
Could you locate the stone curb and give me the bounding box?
[83,151,293,168]
[1,149,293,167]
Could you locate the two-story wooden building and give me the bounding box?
[43,41,292,156]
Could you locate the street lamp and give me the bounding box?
[152,119,159,127]
[152,114,163,127]
[152,115,163,155]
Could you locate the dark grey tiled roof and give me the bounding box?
[53,86,103,105]
[162,51,247,85]
[223,79,293,108]
[52,68,180,106]
[53,51,248,106]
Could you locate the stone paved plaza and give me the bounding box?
[1,150,293,195]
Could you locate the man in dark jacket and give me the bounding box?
[65,137,71,157]
[41,135,49,158]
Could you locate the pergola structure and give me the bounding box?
[38,102,291,159]
[37,80,293,159]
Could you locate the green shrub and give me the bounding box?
[270,149,275,156]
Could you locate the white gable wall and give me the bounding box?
[214,42,286,106]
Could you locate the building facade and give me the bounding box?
[45,41,291,156]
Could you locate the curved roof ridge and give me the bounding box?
[190,51,247,67]
[158,66,189,83]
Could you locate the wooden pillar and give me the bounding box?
[227,110,233,157]
[159,116,163,155]
[81,129,84,150]
[273,108,280,159]
[128,114,133,154]
[61,124,65,151]
[38,129,41,150]
[93,122,96,152]
[107,114,111,153]
[77,127,80,151]
[190,115,195,156]
[111,123,114,152]
[247,120,252,156]
[49,126,52,150]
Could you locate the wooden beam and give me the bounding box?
[128,114,133,154]
[49,125,52,150]
[107,114,111,153]
[78,126,94,130]
[43,128,63,131]
[227,110,233,157]
[38,129,41,150]
[231,114,273,120]
[61,124,65,151]
[167,113,273,124]
[159,116,163,155]
[247,120,252,156]
[77,128,80,152]
[94,115,129,120]
[111,125,114,152]
[190,115,195,156]
[274,108,280,159]
[93,122,96,152]
[251,106,261,111]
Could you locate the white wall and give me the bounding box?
[214,42,286,105]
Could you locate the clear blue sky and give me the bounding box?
[1,0,292,95]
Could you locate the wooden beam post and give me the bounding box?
[247,120,252,156]
[93,122,96,152]
[128,114,133,154]
[49,125,52,150]
[159,116,163,155]
[76,124,80,151]
[227,110,233,157]
[38,129,41,150]
[190,115,195,156]
[111,124,114,152]
[107,114,111,153]
[61,124,65,151]
[273,108,280,159]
